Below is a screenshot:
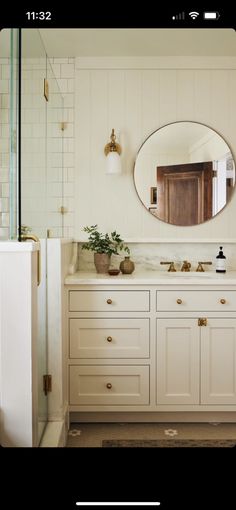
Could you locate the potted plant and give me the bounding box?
[82,225,130,273]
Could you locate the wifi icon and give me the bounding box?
[189,11,199,19]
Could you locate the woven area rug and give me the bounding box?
[102,439,236,448]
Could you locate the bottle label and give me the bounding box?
[216,259,226,270]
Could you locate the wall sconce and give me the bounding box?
[104,129,122,174]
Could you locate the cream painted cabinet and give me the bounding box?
[69,365,149,406]
[201,318,236,404]
[156,319,200,404]
[66,281,236,417]
[156,285,236,406]
[157,317,236,405]
[67,288,150,411]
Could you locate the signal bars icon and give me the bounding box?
[172,12,185,20]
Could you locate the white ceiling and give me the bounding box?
[145,123,215,152]
[38,28,236,57]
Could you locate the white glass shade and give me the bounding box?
[106,151,122,174]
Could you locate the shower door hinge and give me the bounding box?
[44,78,49,101]
[43,374,52,396]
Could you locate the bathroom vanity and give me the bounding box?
[65,271,236,422]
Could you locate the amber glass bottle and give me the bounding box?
[216,246,226,273]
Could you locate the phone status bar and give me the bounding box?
[0,7,236,29]
[172,11,221,21]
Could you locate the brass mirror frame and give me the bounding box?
[133,120,235,227]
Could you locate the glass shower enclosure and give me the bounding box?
[0,29,18,240]
[0,28,64,444]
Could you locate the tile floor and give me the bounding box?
[66,422,236,447]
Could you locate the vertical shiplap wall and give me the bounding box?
[75,57,236,240]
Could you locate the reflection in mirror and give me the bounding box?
[134,122,235,226]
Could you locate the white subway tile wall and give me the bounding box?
[0,59,10,238]
[50,57,75,239]
[0,57,75,240]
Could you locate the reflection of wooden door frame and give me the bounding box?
[164,171,204,224]
[157,162,213,226]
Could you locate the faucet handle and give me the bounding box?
[160,261,176,272]
[19,224,32,235]
[196,261,212,272]
[181,260,191,271]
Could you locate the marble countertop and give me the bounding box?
[65,270,236,286]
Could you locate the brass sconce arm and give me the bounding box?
[104,129,121,155]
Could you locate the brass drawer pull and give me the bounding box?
[107,299,112,304]
[176,299,182,304]
[198,318,207,326]
[220,299,226,304]
[107,336,112,342]
[106,383,112,389]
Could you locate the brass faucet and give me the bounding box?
[181,260,191,272]
[196,261,212,272]
[20,225,41,285]
[160,261,176,272]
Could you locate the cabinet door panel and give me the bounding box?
[201,318,236,404]
[157,319,200,404]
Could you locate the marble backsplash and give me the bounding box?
[77,243,236,272]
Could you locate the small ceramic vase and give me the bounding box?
[119,256,135,274]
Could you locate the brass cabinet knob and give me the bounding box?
[198,318,208,326]
[107,336,112,342]
[176,299,182,304]
[220,299,226,304]
[106,383,112,389]
[107,299,112,304]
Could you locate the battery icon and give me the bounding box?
[204,12,220,19]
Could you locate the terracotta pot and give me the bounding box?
[119,256,135,274]
[94,253,111,273]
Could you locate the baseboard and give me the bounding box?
[70,411,236,423]
[39,421,64,447]
[40,403,69,447]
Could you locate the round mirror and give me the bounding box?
[134,121,235,226]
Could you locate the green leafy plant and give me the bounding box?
[82,225,130,257]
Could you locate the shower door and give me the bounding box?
[20,29,64,444]
[0,29,18,241]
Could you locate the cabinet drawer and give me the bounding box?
[69,318,150,359]
[69,365,149,405]
[156,290,236,312]
[69,290,150,312]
